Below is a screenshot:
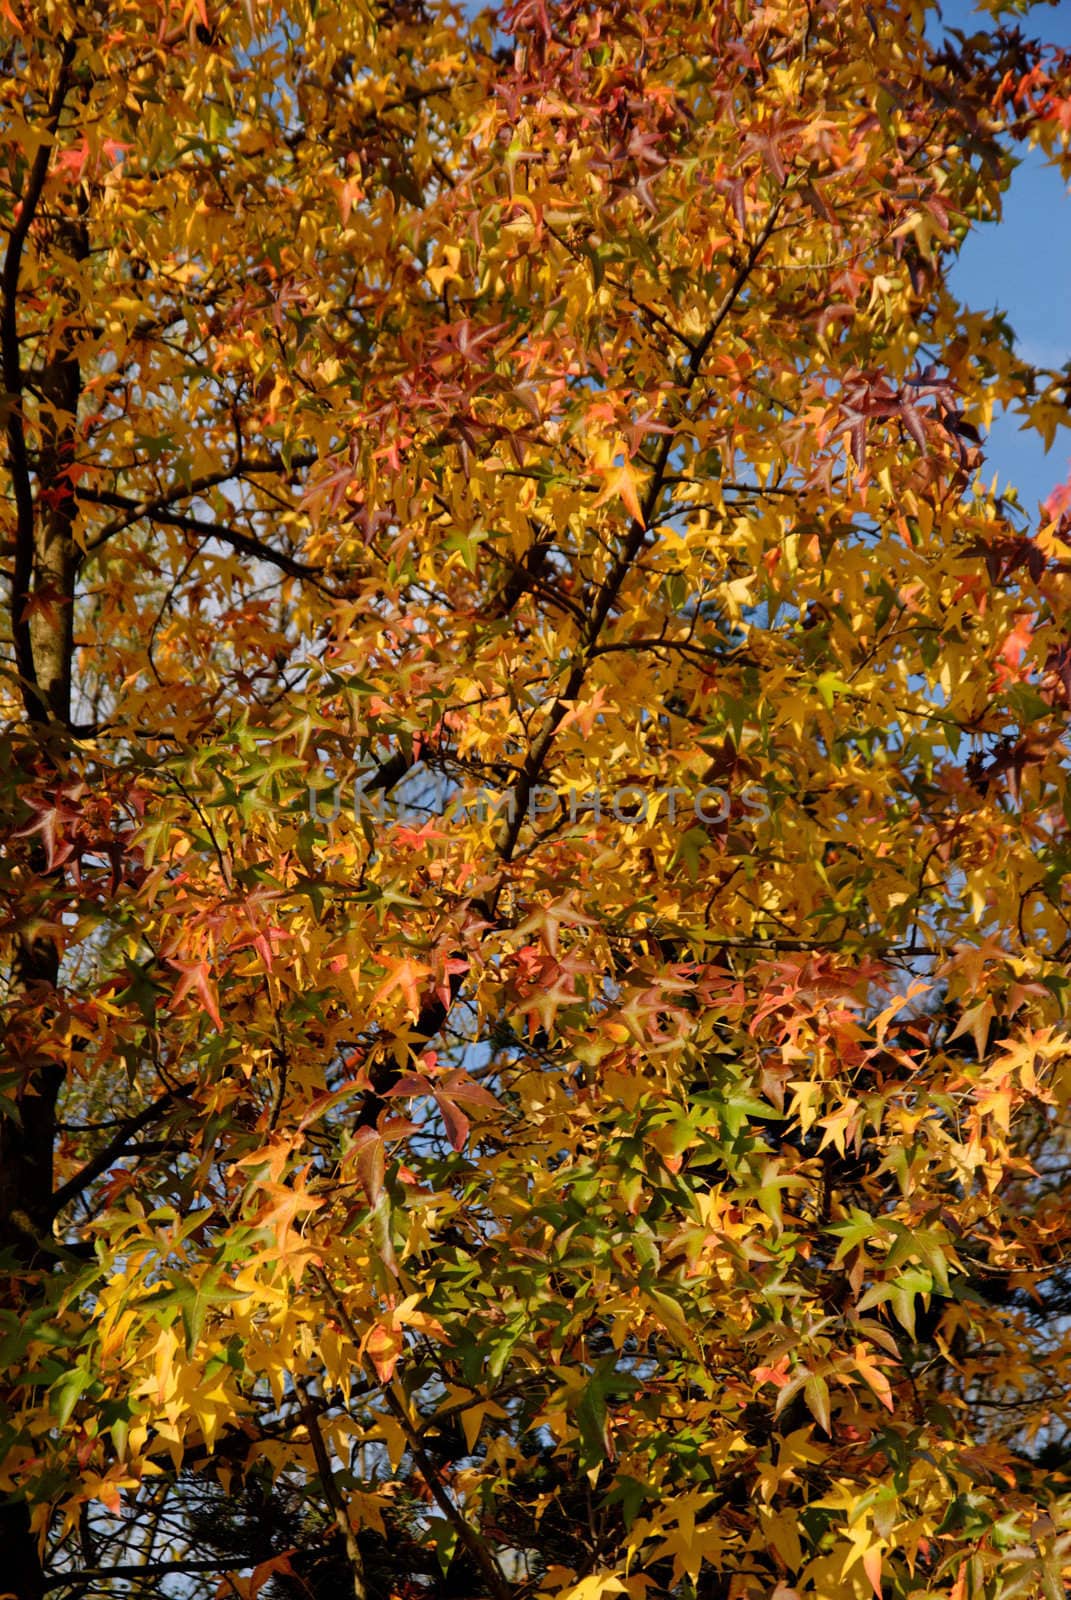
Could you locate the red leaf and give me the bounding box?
[167,959,223,1031]
[351,1127,386,1205]
[851,419,867,468]
[437,1069,498,1109]
[900,401,928,454]
[382,1073,433,1098]
[434,1092,470,1152]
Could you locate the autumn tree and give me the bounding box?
[3,0,1071,1596]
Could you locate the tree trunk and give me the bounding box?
[0,181,85,1595]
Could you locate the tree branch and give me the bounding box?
[76,491,321,581]
[299,1388,367,1600]
[494,201,782,865]
[312,1268,512,1600]
[1,37,77,722]
[78,454,317,552]
[48,1087,191,1218]
[344,206,786,1133]
[43,1559,254,1592]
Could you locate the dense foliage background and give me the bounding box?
[3,1,1071,1596]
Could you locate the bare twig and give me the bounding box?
[299,1386,367,1600]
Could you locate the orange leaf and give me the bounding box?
[862,1546,882,1599]
[167,958,223,1030]
[364,1323,403,1383]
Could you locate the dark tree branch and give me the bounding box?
[1,37,77,723]
[346,206,786,1137]
[299,1389,367,1600]
[48,1087,192,1218]
[43,1559,255,1592]
[78,454,317,550]
[76,490,322,581]
[494,200,783,865]
[312,1268,513,1600]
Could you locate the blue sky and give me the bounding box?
[935,0,1071,516]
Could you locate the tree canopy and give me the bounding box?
[3,0,1071,1596]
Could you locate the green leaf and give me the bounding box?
[427,1518,460,1574]
[576,1374,612,1465]
[50,1366,92,1427]
[803,1374,831,1434]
